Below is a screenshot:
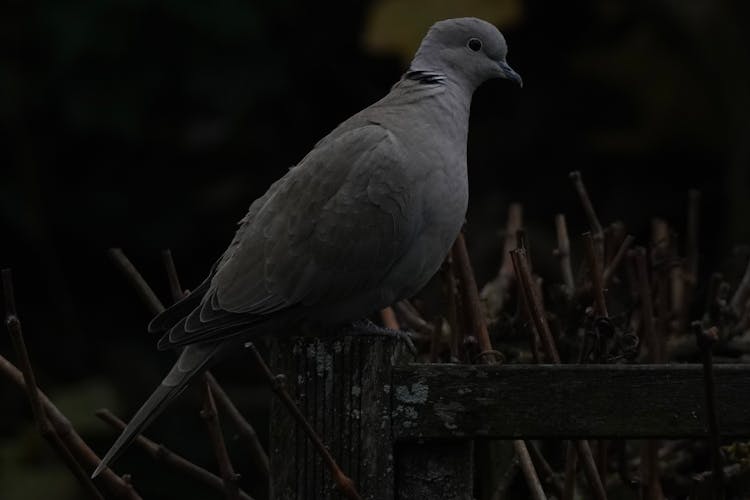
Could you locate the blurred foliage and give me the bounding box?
[1,0,749,498]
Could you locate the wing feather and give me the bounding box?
[159,124,415,348]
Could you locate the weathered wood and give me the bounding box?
[392,364,750,439]
[395,441,473,500]
[269,335,409,500]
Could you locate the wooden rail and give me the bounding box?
[269,336,750,499]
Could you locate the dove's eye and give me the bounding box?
[467,38,482,52]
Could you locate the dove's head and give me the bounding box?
[410,18,522,90]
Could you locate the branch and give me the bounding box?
[453,235,545,497]
[0,352,141,499]
[603,235,635,287]
[95,409,255,500]
[553,213,575,295]
[480,202,523,322]
[2,269,106,499]
[108,248,164,315]
[693,323,725,499]
[200,375,241,500]
[583,232,609,318]
[206,373,270,478]
[514,440,548,500]
[569,171,604,258]
[510,249,608,500]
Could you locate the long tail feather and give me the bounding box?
[91,343,219,478]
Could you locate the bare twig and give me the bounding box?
[161,249,184,302]
[440,255,461,361]
[569,171,604,258]
[584,232,609,318]
[0,352,141,499]
[603,235,635,287]
[514,440,548,500]
[201,376,241,500]
[451,234,483,360]
[452,233,493,360]
[527,441,565,498]
[246,343,361,500]
[693,323,724,499]
[2,269,106,500]
[563,441,578,500]
[510,249,560,364]
[205,373,270,477]
[480,203,523,322]
[632,248,658,361]
[95,409,255,500]
[553,213,575,295]
[108,248,163,315]
[510,249,608,500]
[631,248,664,499]
[453,235,547,497]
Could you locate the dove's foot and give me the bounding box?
[347,318,418,356]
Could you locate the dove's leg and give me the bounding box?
[347,318,418,356]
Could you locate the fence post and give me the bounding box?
[269,334,409,499]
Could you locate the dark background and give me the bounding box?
[1,1,749,498]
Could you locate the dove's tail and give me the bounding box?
[91,343,220,478]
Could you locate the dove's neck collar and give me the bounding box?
[404,69,447,85]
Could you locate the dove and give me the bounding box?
[93,17,521,478]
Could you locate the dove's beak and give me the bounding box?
[498,61,523,88]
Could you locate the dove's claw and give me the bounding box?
[347,318,418,357]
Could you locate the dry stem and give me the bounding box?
[603,234,635,287]
[693,323,724,499]
[584,232,609,317]
[554,213,575,295]
[480,203,523,322]
[452,234,546,497]
[0,351,141,499]
[569,171,604,258]
[510,249,608,500]
[95,409,255,500]
[2,269,106,499]
[514,440,548,500]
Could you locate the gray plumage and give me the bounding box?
[93,17,520,478]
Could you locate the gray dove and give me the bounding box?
[93,17,521,478]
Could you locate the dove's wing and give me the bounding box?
[157,123,418,348]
